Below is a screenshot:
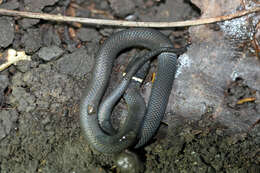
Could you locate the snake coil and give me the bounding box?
[80,28,178,154]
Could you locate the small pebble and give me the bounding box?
[77,28,101,42]
[115,151,144,173]
[0,17,14,48]
[108,0,135,18]
[38,46,64,61]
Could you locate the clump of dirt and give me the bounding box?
[225,77,256,109]
[0,64,115,173]
[145,113,260,173]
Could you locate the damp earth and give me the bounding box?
[0,0,260,173]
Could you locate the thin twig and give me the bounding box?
[0,7,259,28]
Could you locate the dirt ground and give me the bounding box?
[0,0,260,173]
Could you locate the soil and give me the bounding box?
[0,0,259,173]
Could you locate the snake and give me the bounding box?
[80,28,178,154]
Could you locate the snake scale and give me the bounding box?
[80,28,178,154]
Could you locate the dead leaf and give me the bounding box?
[163,0,260,132]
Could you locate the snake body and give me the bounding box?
[80,28,178,153]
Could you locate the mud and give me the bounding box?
[0,0,260,173]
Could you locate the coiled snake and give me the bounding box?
[80,28,178,154]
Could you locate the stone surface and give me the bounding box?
[77,28,101,42]
[108,0,135,17]
[9,86,36,112]
[153,0,195,21]
[19,19,41,29]
[0,75,9,92]
[38,46,64,61]
[139,0,197,22]
[21,29,42,54]
[23,0,59,11]
[41,26,62,47]
[19,0,59,28]
[0,110,18,140]
[56,48,95,78]
[0,75,9,105]
[15,60,39,73]
[0,17,14,48]
[164,1,259,132]
[0,0,19,10]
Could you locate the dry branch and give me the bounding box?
[0,7,259,28]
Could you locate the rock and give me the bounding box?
[154,0,195,22]
[15,61,39,73]
[0,17,14,48]
[66,43,77,53]
[9,86,36,112]
[115,151,144,173]
[99,0,109,10]
[21,29,42,54]
[0,110,18,140]
[0,75,9,92]
[24,0,59,11]
[75,8,91,18]
[133,0,145,8]
[0,0,19,10]
[75,0,85,4]
[56,48,94,78]
[19,0,59,28]
[108,0,135,17]
[162,1,260,132]
[0,75,9,105]
[125,14,138,21]
[77,28,101,42]
[19,19,41,29]
[41,27,61,47]
[138,0,197,23]
[38,46,64,61]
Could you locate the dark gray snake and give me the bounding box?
[80,28,178,154]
